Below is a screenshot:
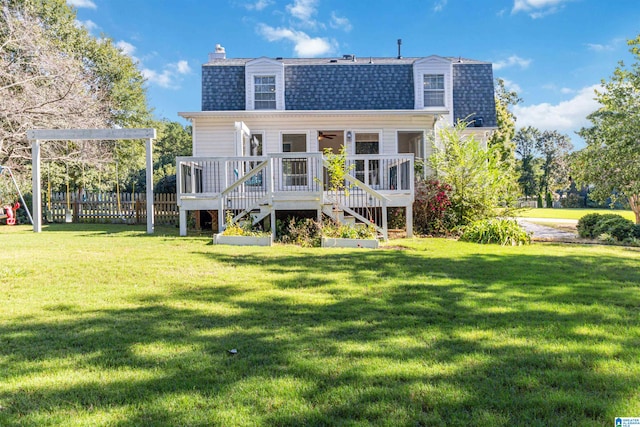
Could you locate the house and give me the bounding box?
[177,44,497,239]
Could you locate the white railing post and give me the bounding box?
[145,137,154,234]
[218,197,225,233]
[409,154,415,195]
[406,203,413,238]
[176,159,183,197]
[381,198,388,241]
[32,140,42,232]
[179,209,187,236]
[190,163,196,194]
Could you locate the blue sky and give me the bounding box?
[70,0,640,148]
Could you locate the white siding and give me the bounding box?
[191,113,437,157]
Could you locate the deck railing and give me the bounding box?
[345,154,414,192]
[177,153,413,199]
[269,152,324,193]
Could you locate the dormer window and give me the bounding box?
[423,74,444,107]
[254,75,276,110]
[245,58,285,111]
[413,56,452,111]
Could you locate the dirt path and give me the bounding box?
[516,218,578,241]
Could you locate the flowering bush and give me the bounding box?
[223,211,269,237]
[322,220,377,240]
[413,179,454,235]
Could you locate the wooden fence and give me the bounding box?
[46,192,178,225]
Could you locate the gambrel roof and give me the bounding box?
[201,55,496,126]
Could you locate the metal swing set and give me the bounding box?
[0,165,34,225]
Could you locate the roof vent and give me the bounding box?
[342,54,356,62]
[209,44,226,61]
[329,59,338,63]
[276,57,283,60]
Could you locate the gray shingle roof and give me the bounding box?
[200,55,496,126]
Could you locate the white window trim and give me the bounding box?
[423,74,445,108]
[396,129,427,158]
[352,130,382,155]
[280,131,309,153]
[253,75,277,110]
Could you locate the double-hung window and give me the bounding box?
[423,74,445,107]
[254,76,276,109]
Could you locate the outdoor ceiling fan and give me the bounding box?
[318,131,337,140]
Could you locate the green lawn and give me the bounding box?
[1,224,639,426]
[516,208,635,221]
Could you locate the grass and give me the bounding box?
[516,208,635,221]
[1,224,640,426]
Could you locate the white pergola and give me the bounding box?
[26,128,156,234]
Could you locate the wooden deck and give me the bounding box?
[176,153,414,238]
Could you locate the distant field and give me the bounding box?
[516,208,635,221]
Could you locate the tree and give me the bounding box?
[0,0,151,187]
[576,35,640,223]
[154,121,192,169]
[513,126,540,199]
[487,78,522,168]
[1,4,108,172]
[129,120,192,192]
[430,121,514,225]
[535,130,573,200]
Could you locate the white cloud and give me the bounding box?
[493,55,532,70]
[75,19,98,31]
[142,69,174,89]
[144,61,192,89]
[586,38,624,52]
[560,87,574,94]
[286,0,318,22]
[512,0,571,18]
[67,0,97,9]
[501,78,522,94]
[174,60,191,75]
[513,84,601,134]
[257,23,334,57]
[587,43,610,52]
[433,0,448,12]
[114,40,190,89]
[115,40,137,57]
[244,0,273,11]
[329,12,352,32]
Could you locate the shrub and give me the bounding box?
[387,207,406,230]
[578,213,636,242]
[322,220,377,240]
[459,219,531,246]
[223,211,268,237]
[413,179,454,235]
[595,214,635,242]
[277,217,322,247]
[577,213,602,238]
[634,224,640,239]
[537,194,543,208]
